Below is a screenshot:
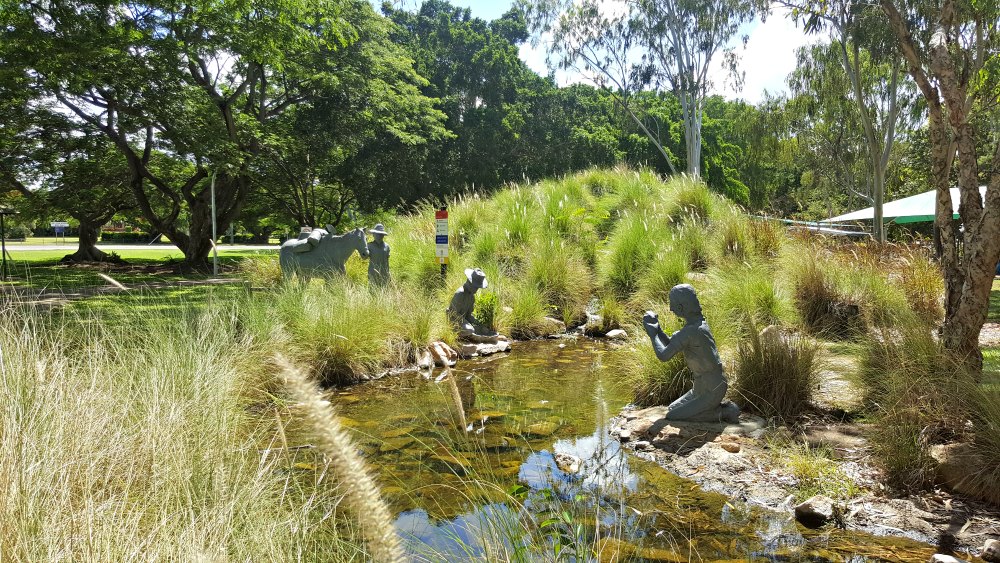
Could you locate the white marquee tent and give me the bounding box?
[822,187,987,224]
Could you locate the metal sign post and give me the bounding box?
[210,171,218,276]
[435,207,448,278]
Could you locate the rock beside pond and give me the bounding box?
[540,316,567,336]
[418,341,460,369]
[612,405,765,450]
[929,442,998,504]
[458,340,511,358]
[983,539,1000,562]
[794,494,842,529]
[605,329,628,340]
[719,441,741,453]
[928,555,968,563]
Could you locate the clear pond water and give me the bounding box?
[329,339,944,561]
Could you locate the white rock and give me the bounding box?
[983,539,1000,563]
[929,555,967,563]
[794,495,838,529]
[605,329,628,340]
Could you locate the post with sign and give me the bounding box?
[435,207,448,278]
[51,221,69,243]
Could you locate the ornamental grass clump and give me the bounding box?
[731,328,820,420]
[705,261,795,343]
[635,244,689,306]
[667,178,714,224]
[600,213,661,298]
[791,255,864,340]
[0,302,359,560]
[526,240,593,325]
[499,281,551,339]
[898,248,944,325]
[856,326,973,492]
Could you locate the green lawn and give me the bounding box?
[1,248,276,291]
[991,278,1000,322]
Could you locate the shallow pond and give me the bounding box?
[330,339,944,561]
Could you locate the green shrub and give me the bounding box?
[473,290,499,333]
[731,328,819,419]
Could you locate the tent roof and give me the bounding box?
[822,187,987,224]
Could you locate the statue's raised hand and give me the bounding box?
[642,310,661,338]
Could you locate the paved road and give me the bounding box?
[6,244,279,252]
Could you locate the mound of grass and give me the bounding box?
[731,327,820,419]
[526,240,593,325]
[705,261,795,343]
[667,179,714,224]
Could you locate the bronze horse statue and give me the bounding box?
[279,226,369,281]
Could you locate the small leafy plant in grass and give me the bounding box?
[766,438,861,502]
[731,327,819,420]
[473,290,499,333]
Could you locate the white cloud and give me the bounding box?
[709,8,819,104]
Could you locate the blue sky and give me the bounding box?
[389,1,817,104]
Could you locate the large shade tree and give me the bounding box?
[1,0,363,268]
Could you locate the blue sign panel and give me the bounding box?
[435,235,448,244]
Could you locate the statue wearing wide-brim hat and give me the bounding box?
[448,267,505,343]
[367,223,390,287]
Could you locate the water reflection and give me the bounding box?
[330,339,943,562]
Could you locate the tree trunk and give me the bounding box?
[60,219,120,263]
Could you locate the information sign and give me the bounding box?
[435,209,448,265]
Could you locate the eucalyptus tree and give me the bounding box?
[632,0,763,178]
[519,0,677,173]
[783,2,917,242]
[0,0,369,268]
[880,0,1000,374]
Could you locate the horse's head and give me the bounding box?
[354,227,370,258]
